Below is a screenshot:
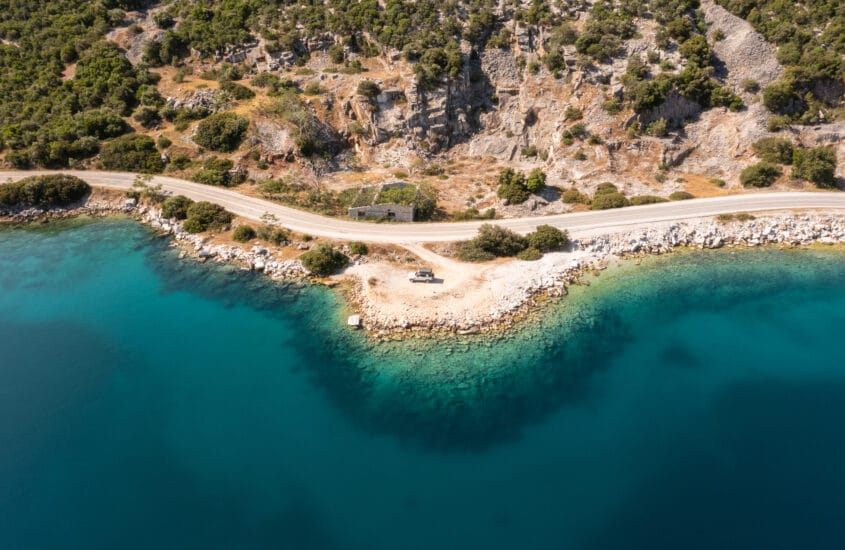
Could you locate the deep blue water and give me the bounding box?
[2,218,845,549]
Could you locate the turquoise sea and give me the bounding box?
[2,217,845,549]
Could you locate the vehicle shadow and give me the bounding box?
[411,278,445,284]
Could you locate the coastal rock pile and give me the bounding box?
[576,215,845,255]
[143,210,307,281]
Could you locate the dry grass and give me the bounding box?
[682,173,739,198]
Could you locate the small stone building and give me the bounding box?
[346,181,419,222]
[348,203,415,222]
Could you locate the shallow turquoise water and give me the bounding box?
[2,218,845,549]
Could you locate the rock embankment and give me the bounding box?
[0,195,137,222]
[577,214,845,255]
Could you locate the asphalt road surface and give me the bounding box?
[5,170,845,243]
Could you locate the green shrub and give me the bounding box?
[710,178,727,187]
[348,241,369,255]
[645,118,668,137]
[590,192,629,210]
[153,12,175,29]
[193,112,249,152]
[356,80,381,98]
[542,51,565,73]
[562,188,590,204]
[303,82,323,95]
[221,81,256,100]
[0,175,90,208]
[497,183,530,204]
[516,247,542,261]
[740,79,759,93]
[679,35,711,67]
[472,224,528,256]
[594,182,619,195]
[189,157,244,187]
[256,224,289,245]
[767,116,791,132]
[157,136,172,149]
[454,223,534,261]
[182,218,204,233]
[762,80,796,113]
[792,147,837,188]
[133,106,162,128]
[168,154,194,170]
[496,168,528,204]
[455,241,495,262]
[101,134,164,173]
[73,108,129,140]
[740,162,782,187]
[629,195,668,205]
[499,168,525,189]
[525,169,547,193]
[564,106,583,121]
[522,145,539,158]
[232,225,257,242]
[602,97,622,114]
[184,201,233,232]
[328,44,345,64]
[669,191,695,200]
[526,225,569,252]
[300,243,349,276]
[562,123,588,141]
[752,137,794,164]
[161,195,194,219]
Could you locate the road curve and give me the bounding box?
[4,170,845,243]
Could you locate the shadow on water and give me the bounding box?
[143,237,634,453]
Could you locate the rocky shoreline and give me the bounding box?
[5,196,845,340]
[346,213,845,338]
[0,193,310,281]
[141,209,308,281]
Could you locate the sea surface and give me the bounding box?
[2,218,845,549]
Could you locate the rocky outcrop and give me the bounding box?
[124,29,165,65]
[701,0,783,90]
[166,88,225,112]
[251,120,296,159]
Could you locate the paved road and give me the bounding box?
[4,170,845,243]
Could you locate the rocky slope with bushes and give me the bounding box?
[1,0,842,218]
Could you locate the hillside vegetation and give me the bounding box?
[0,0,842,213]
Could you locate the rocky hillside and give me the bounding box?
[1,0,843,217]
